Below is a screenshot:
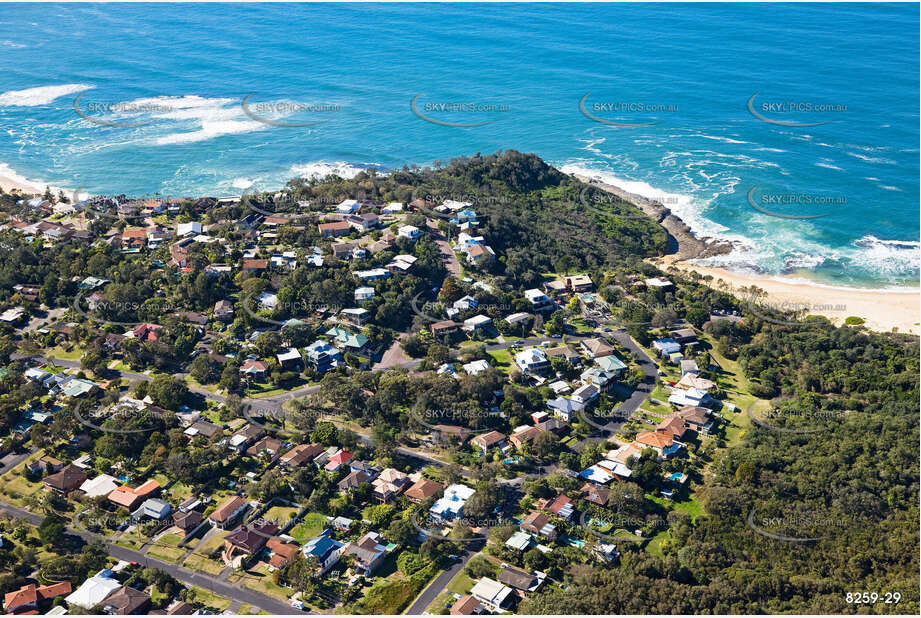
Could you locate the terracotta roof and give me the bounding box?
[471,430,506,448]
[580,482,610,505]
[279,443,325,466]
[242,259,268,270]
[635,429,674,449]
[450,595,481,615]
[4,585,37,611]
[404,478,443,501]
[101,585,150,615]
[209,495,246,524]
[225,522,279,553]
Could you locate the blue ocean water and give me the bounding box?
[0,3,917,288]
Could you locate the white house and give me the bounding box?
[336,199,359,214]
[382,202,403,215]
[462,359,491,375]
[398,225,420,241]
[470,577,514,612]
[354,286,375,301]
[514,347,550,375]
[525,288,554,311]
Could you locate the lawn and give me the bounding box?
[646,530,670,557]
[187,586,232,612]
[238,604,268,615]
[237,563,293,602]
[146,533,188,563]
[181,530,229,575]
[46,346,84,361]
[0,451,46,506]
[486,348,512,370]
[260,506,300,529]
[288,512,327,541]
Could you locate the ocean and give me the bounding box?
[0,3,917,288]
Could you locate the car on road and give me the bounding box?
[541,340,551,346]
[513,340,525,346]
[551,334,562,338]
[291,600,305,610]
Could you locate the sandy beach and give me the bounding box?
[0,171,45,195]
[568,171,920,335]
[664,261,919,334]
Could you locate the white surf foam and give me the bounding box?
[0,83,93,107]
[288,161,375,180]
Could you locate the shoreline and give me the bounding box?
[568,171,919,334]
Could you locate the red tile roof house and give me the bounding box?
[107,479,161,511]
[208,495,249,529]
[241,259,269,274]
[318,220,351,238]
[3,582,71,614]
[404,478,444,504]
[267,537,301,568]
[42,464,87,496]
[239,359,269,382]
[324,450,353,472]
[539,494,575,522]
[132,323,162,342]
[471,430,507,452]
[279,443,325,468]
[519,510,558,541]
[222,521,280,564]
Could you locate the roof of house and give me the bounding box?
[100,585,151,615]
[43,464,87,491]
[280,443,325,466]
[450,595,481,615]
[209,495,246,523]
[471,430,506,448]
[498,566,536,590]
[404,478,444,501]
[580,482,610,505]
[635,429,675,449]
[225,522,279,553]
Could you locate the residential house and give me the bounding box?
[267,538,300,569]
[224,521,280,559]
[354,286,375,302]
[100,586,151,615]
[462,359,491,375]
[634,429,685,459]
[239,359,269,382]
[246,436,283,458]
[398,225,420,241]
[669,328,698,345]
[371,468,411,502]
[404,478,443,504]
[596,354,627,377]
[470,430,507,453]
[64,574,121,609]
[336,199,359,214]
[514,347,550,375]
[305,340,342,373]
[580,482,610,506]
[431,320,459,338]
[571,383,599,407]
[208,495,248,529]
[3,583,71,615]
[340,307,370,327]
[466,243,495,266]
[27,456,63,476]
[524,288,554,311]
[318,221,351,238]
[276,347,302,370]
[121,228,147,252]
[565,274,594,292]
[184,420,222,442]
[498,566,543,592]
[652,338,682,357]
[509,425,542,450]
[108,479,161,511]
[680,359,699,376]
[546,345,580,366]
[43,464,87,496]
[580,337,616,359]
[344,531,387,576]
[463,315,492,332]
[338,468,375,493]
[79,474,119,499]
[430,483,475,520]
[324,450,353,472]
[279,443,325,468]
[520,510,557,540]
[470,578,513,612]
[302,530,345,575]
[173,509,203,532]
[450,595,483,615]
[132,498,172,521]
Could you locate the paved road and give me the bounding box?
[405,545,483,615]
[0,500,305,615]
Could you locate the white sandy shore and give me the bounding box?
[664,261,920,335]
[0,171,45,194]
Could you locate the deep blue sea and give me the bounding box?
[0,3,917,288]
